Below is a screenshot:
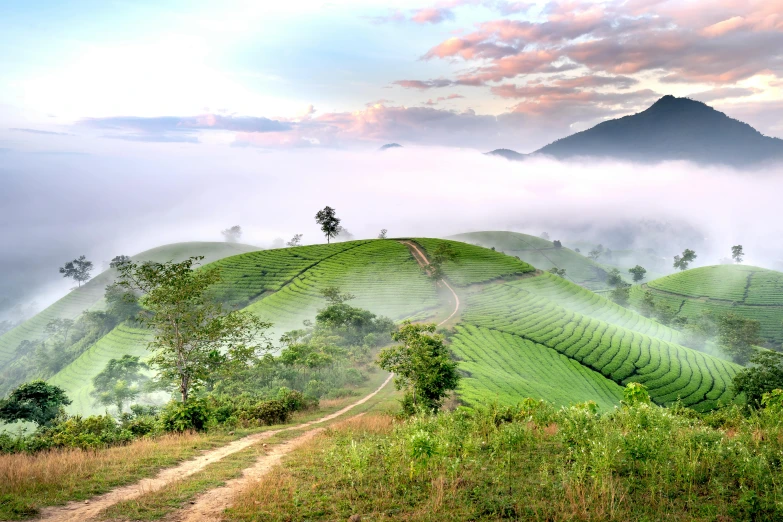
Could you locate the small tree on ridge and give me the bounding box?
[315,206,341,244]
[59,255,93,287]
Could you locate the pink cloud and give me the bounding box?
[411,7,455,24]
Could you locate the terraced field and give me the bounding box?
[630,265,783,344]
[452,325,623,410]
[459,279,742,411]
[0,242,259,368]
[414,238,535,286]
[451,231,610,290]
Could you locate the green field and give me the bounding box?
[630,265,783,344]
[1,236,751,415]
[451,231,611,290]
[0,242,259,369]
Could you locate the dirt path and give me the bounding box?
[162,242,462,522]
[399,240,461,327]
[37,374,393,522]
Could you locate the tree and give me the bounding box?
[673,249,697,271]
[548,267,566,278]
[115,257,272,403]
[611,286,630,307]
[377,321,459,414]
[588,244,604,260]
[286,234,303,247]
[628,265,647,283]
[540,232,550,240]
[606,268,626,287]
[45,318,74,344]
[91,355,149,413]
[552,240,562,249]
[315,206,341,244]
[378,229,388,239]
[732,245,744,264]
[733,351,783,408]
[0,381,71,426]
[110,255,132,269]
[105,283,141,323]
[221,225,242,242]
[59,255,93,287]
[638,290,657,317]
[717,312,761,365]
[427,243,458,280]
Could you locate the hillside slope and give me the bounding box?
[630,265,783,344]
[535,95,783,166]
[30,237,742,415]
[450,231,611,290]
[0,242,259,387]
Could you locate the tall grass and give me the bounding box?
[228,402,783,521]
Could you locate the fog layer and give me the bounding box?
[1,146,782,315]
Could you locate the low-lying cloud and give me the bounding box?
[1,146,782,316]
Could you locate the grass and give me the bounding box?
[631,265,783,344]
[225,403,783,521]
[450,231,611,290]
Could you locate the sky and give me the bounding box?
[1,0,782,154]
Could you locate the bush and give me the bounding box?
[159,399,213,432]
[241,399,290,426]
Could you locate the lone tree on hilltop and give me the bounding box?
[588,244,604,260]
[115,257,272,403]
[221,225,242,242]
[91,355,149,413]
[732,245,745,264]
[377,321,459,415]
[378,229,388,239]
[628,265,647,283]
[0,381,71,427]
[286,234,303,247]
[553,240,562,249]
[110,255,132,269]
[59,255,93,287]
[315,206,341,244]
[673,249,697,271]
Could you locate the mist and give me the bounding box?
[2,145,783,316]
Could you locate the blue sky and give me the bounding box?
[1,0,782,153]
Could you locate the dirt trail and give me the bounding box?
[37,374,393,522]
[399,240,461,327]
[162,241,462,522]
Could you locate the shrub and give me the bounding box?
[159,399,213,432]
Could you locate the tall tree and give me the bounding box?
[286,234,303,247]
[628,265,647,283]
[673,249,697,271]
[59,255,93,287]
[221,225,242,242]
[115,257,272,403]
[378,229,388,239]
[315,206,341,244]
[0,381,71,426]
[377,321,459,414]
[732,245,744,264]
[91,355,149,413]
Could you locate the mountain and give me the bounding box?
[534,95,783,166]
[486,148,525,161]
[379,143,402,151]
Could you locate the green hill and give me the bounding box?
[1,236,745,415]
[630,265,783,344]
[0,242,259,392]
[450,231,611,290]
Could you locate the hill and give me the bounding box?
[535,95,783,166]
[28,237,743,415]
[450,231,612,290]
[485,148,525,161]
[0,242,259,393]
[630,264,783,344]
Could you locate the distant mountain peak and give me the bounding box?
[379,143,402,151]
[486,148,525,161]
[533,95,783,167]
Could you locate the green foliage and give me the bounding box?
[314,206,341,244]
[622,382,651,406]
[115,257,273,403]
[718,312,761,364]
[377,321,460,414]
[673,248,697,271]
[628,264,647,282]
[159,398,213,432]
[548,267,566,278]
[91,355,149,413]
[606,267,626,287]
[732,245,744,264]
[0,381,71,426]
[761,388,783,412]
[733,351,783,408]
[610,285,630,306]
[59,255,93,287]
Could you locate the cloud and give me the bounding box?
[422,94,466,105]
[688,87,760,103]
[102,134,201,143]
[393,79,455,90]
[411,7,455,24]
[10,128,73,136]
